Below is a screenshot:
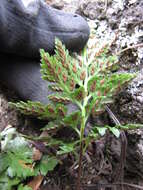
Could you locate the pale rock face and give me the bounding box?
[21,0,36,7]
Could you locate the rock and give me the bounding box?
[105,130,143,182]
[46,0,65,10]
[110,70,143,124]
[46,0,79,13]
[77,0,106,20]
[126,130,143,178]
[0,86,20,131]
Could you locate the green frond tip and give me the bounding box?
[88,73,136,95]
[92,123,143,139]
[40,48,45,57]
[117,124,143,130]
[55,37,63,48]
[9,101,58,120]
[40,49,58,82]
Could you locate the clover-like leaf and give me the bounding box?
[37,156,58,176]
[117,124,143,130]
[96,127,107,136]
[108,127,120,138]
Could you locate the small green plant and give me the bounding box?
[10,35,143,189]
[0,126,58,190]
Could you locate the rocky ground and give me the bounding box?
[0,0,143,189]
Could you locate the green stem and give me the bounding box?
[77,109,86,190]
[77,140,83,190]
[77,49,88,190]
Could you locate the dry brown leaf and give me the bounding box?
[28,175,44,190]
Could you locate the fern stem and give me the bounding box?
[77,108,86,190]
[77,49,89,189]
[77,138,84,190]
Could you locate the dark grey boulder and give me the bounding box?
[0,0,89,105]
[0,0,89,58]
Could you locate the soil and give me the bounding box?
[0,0,143,190]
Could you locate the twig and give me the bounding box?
[117,43,143,55]
[82,182,143,189]
[105,106,127,190]
[105,106,120,125]
[104,0,108,12]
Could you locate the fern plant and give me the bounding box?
[11,35,142,190]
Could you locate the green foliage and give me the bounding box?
[10,37,138,149]
[0,173,21,190]
[10,36,143,189]
[92,124,143,138]
[18,184,32,190]
[57,142,78,155]
[11,38,135,126]
[10,101,63,120]
[35,155,58,176]
[92,125,120,138]
[0,126,58,190]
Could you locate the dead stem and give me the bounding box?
[105,106,127,190]
[82,182,143,189]
[117,43,143,55]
